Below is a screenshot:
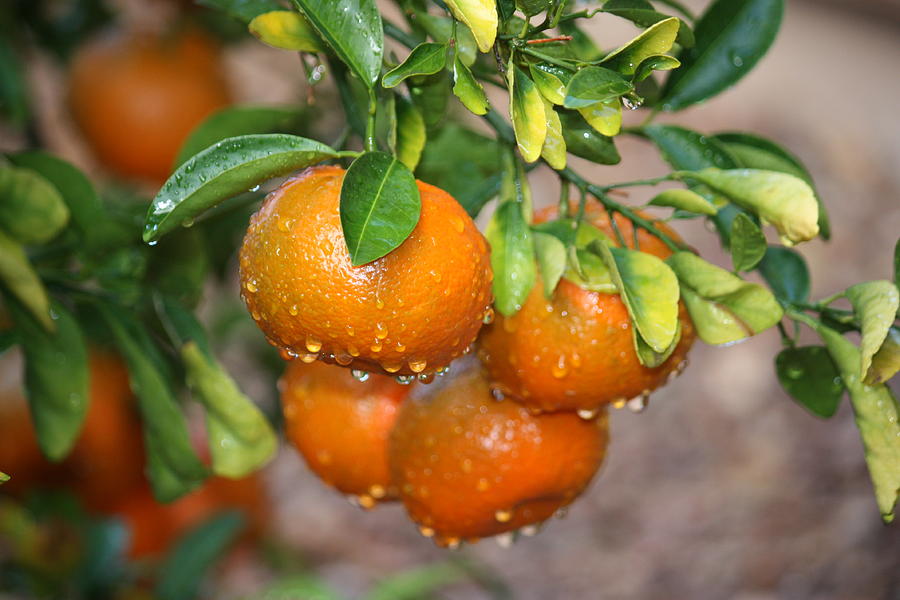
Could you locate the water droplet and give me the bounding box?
[334,352,353,366]
[495,532,515,548]
[351,369,370,382]
[451,216,465,233]
[347,344,360,357]
[482,307,495,324]
[612,398,627,409]
[288,305,299,316]
[181,217,194,228]
[551,356,568,379]
[554,507,568,519]
[278,348,298,361]
[370,340,383,352]
[628,393,649,413]
[356,494,375,509]
[577,407,599,420]
[395,342,406,352]
[495,509,513,523]
[375,323,388,339]
[375,298,385,309]
[418,526,435,538]
[305,335,322,352]
[520,524,540,537]
[345,325,355,337]
[395,375,415,385]
[476,478,490,491]
[368,484,386,499]
[417,372,435,384]
[245,280,258,293]
[408,358,427,373]
[300,352,319,363]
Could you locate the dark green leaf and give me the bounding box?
[395,96,426,171]
[775,346,843,418]
[641,124,737,170]
[0,166,69,245]
[600,17,680,76]
[758,246,810,303]
[817,325,900,523]
[197,0,283,23]
[661,0,784,111]
[559,110,621,165]
[0,231,53,331]
[563,66,633,109]
[340,152,421,265]
[383,42,447,88]
[409,71,451,129]
[487,201,536,316]
[0,35,29,126]
[156,512,246,600]
[516,0,551,17]
[534,232,566,298]
[845,281,900,378]
[602,0,694,47]
[729,212,766,272]
[248,10,324,52]
[7,300,88,461]
[634,54,681,82]
[452,56,489,115]
[291,0,383,87]
[144,134,338,243]
[147,229,209,309]
[176,106,309,167]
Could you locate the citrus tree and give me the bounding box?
[1,0,898,555]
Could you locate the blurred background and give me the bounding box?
[1,0,899,598]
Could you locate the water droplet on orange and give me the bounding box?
[305,335,322,352]
[408,358,427,373]
[494,509,513,523]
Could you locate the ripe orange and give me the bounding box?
[239,166,493,378]
[68,27,231,183]
[388,362,609,547]
[280,360,409,507]
[479,205,695,414]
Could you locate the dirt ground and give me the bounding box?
[6,0,900,598]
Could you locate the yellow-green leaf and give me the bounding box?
[866,327,900,385]
[0,230,53,331]
[541,99,566,170]
[529,63,571,105]
[444,0,498,53]
[648,188,717,215]
[248,11,324,52]
[845,281,900,379]
[452,56,489,115]
[395,96,425,171]
[508,65,546,163]
[534,232,566,298]
[577,99,622,137]
[601,17,679,76]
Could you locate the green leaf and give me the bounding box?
[367,563,464,600]
[144,134,338,243]
[577,99,622,137]
[0,34,29,127]
[148,229,210,308]
[176,106,309,167]
[675,168,819,245]
[412,11,477,66]
[866,327,900,385]
[156,512,246,600]
[395,96,425,171]
[845,281,900,379]
[340,152,421,265]
[197,0,283,23]
[817,325,900,523]
[383,43,447,88]
[541,99,566,170]
[248,10,324,52]
[534,232,566,298]
[559,110,621,165]
[487,201,536,316]
[641,124,738,171]
[602,1,694,47]
[667,251,783,345]
[253,577,343,600]
[291,0,383,87]
[182,342,277,478]
[0,231,53,331]
[97,303,207,502]
[714,131,830,240]
[0,472,8,484]
[444,0,498,53]
[452,56,489,115]
[757,246,809,303]
[775,346,844,418]
[530,63,572,105]
[7,300,88,461]
[0,166,69,245]
[409,71,451,129]
[634,54,681,82]
[635,319,681,368]
[509,65,547,163]
[648,188,716,215]
[661,0,784,111]
[563,66,633,109]
[729,213,766,272]
[565,248,616,293]
[591,240,680,354]
[515,0,551,17]
[600,17,680,76]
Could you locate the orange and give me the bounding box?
[388,361,609,547]
[280,361,409,507]
[479,205,695,414]
[68,27,231,183]
[239,166,493,378]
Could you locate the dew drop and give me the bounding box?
[382,361,402,373]
[375,323,388,339]
[611,398,627,410]
[356,494,376,509]
[408,358,427,373]
[305,335,322,352]
[520,524,540,537]
[418,526,435,538]
[395,375,416,385]
[628,393,649,413]
[482,307,495,324]
[300,352,319,363]
[351,369,370,382]
[494,509,513,523]
[288,305,299,316]
[245,280,258,293]
[577,407,599,421]
[495,532,515,548]
[368,484,386,499]
[334,352,353,366]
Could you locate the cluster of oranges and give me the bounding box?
[241,167,695,547]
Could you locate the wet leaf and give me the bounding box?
[197,0,282,22]
[176,106,309,167]
[635,319,681,368]
[866,327,900,385]
[559,110,621,165]
[530,63,572,105]
[675,168,818,245]
[648,188,716,215]
[591,240,680,353]
[0,166,69,245]
[667,251,783,345]
[817,325,900,523]
[565,248,616,293]
[775,346,844,418]
[340,152,421,265]
[540,99,566,170]
[714,131,830,240]
[661,0,784,111]
[0,231,53,331]
[563,66,632,109]
[641,124,738,170]
[145,134,338,243]
[291,0,383,87]
[509,65,547,163]
[452,56,489,115]
[7,300,88,461]
[409,71,451,129]
[395,96,425,171]
[758,246,809,303]
[412,11,477,66]
[383,42,447,88]
[487,201,536,316]
[600,17,680,76]
[444,0,498,53]
[602,0,694,47]
[248,10,323,52]
[516,0,551,17]
[534,232,566,298]
[729,213,766,272]
[634,54,680,82]
[845,281,900,379]
[577,99,622,137]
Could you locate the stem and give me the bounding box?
[520,47,576,69]
[599,175,673,191]
[526,36,573,45]
[383,20,419,49]
[558,181,570,218]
